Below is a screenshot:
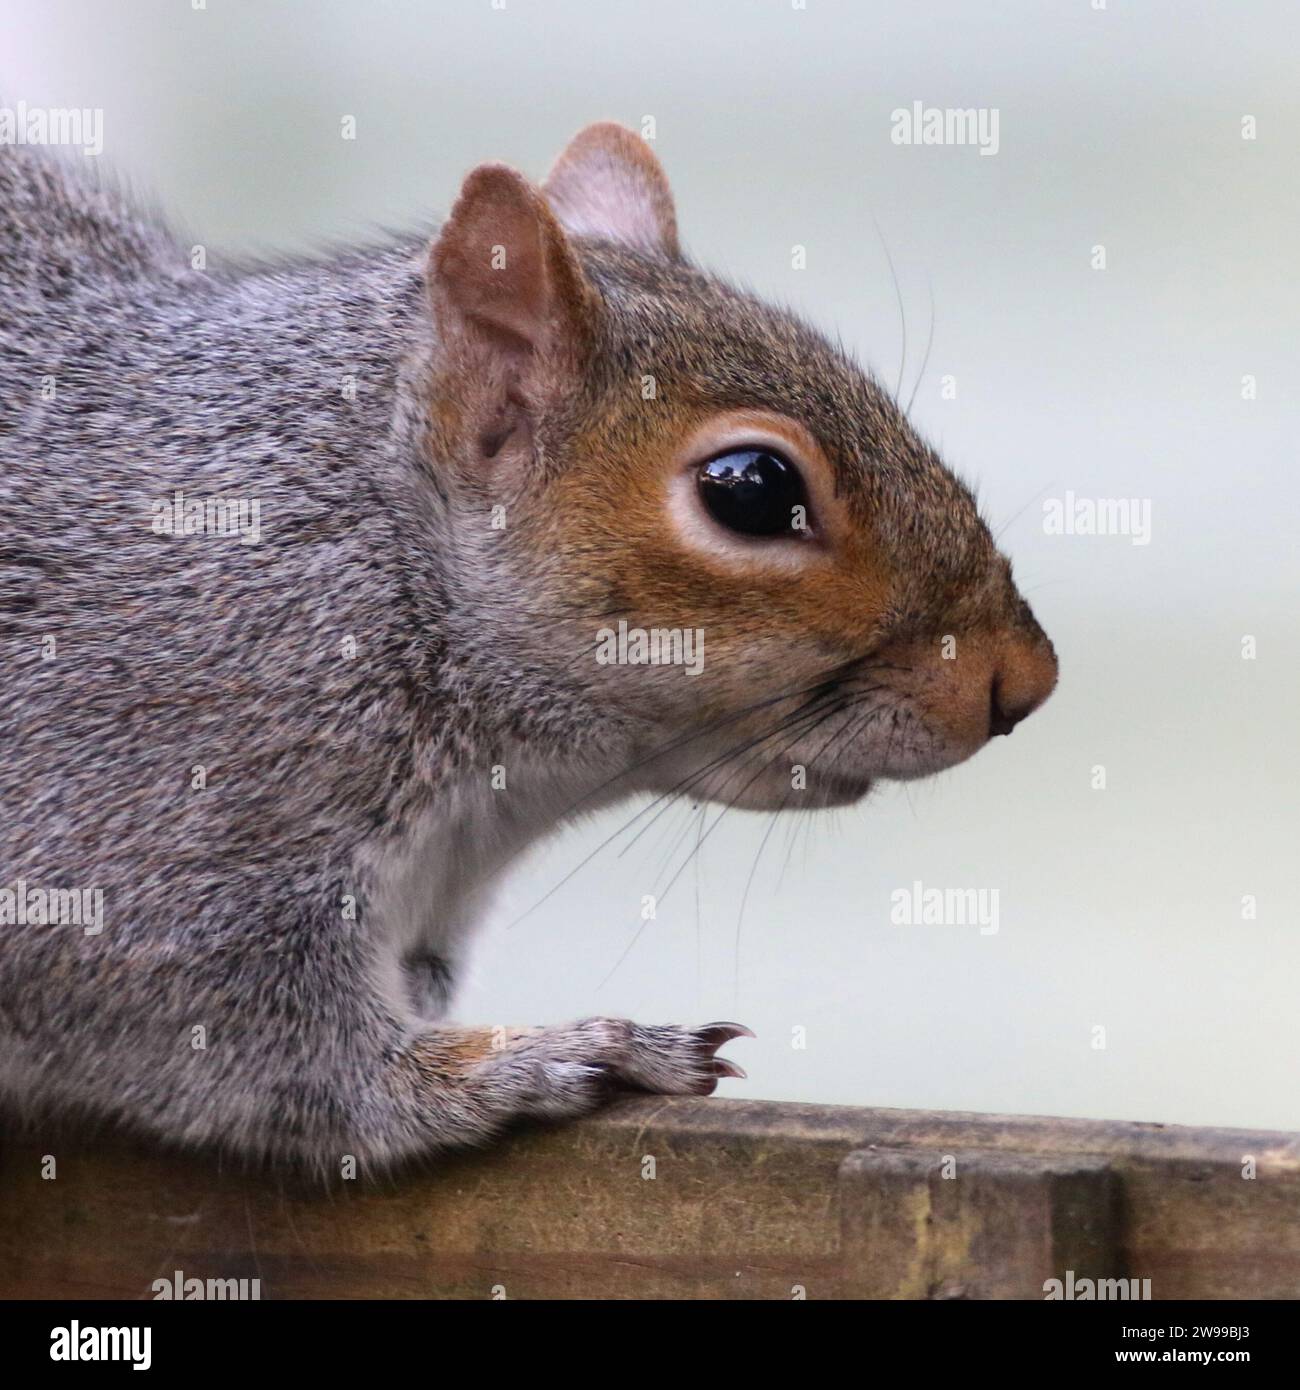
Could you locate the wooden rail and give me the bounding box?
[3,1098,1298,1299]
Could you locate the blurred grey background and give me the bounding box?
[8,0,1298,1130]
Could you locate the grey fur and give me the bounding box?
[0,141,1050,1175]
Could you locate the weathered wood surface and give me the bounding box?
[2,1098,1297,1299]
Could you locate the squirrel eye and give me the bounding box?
[696,448,808,538]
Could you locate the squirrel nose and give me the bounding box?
[988,640,1058,738]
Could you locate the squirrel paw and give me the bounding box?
[611,1019,755,1096]
[489,1017,754,1119]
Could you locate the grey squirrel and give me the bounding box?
[0,122,1056,1174]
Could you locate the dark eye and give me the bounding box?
[697,448,808,537]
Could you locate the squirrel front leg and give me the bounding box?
[380,1018,752,1155]
[3,906,751,1173]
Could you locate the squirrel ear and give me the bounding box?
[428,163,594,367]
[543,122,680,258]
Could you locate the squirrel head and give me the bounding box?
[424,123,1057,810]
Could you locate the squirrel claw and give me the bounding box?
[691,1021,753,1088]
[694,1021,757,1051]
